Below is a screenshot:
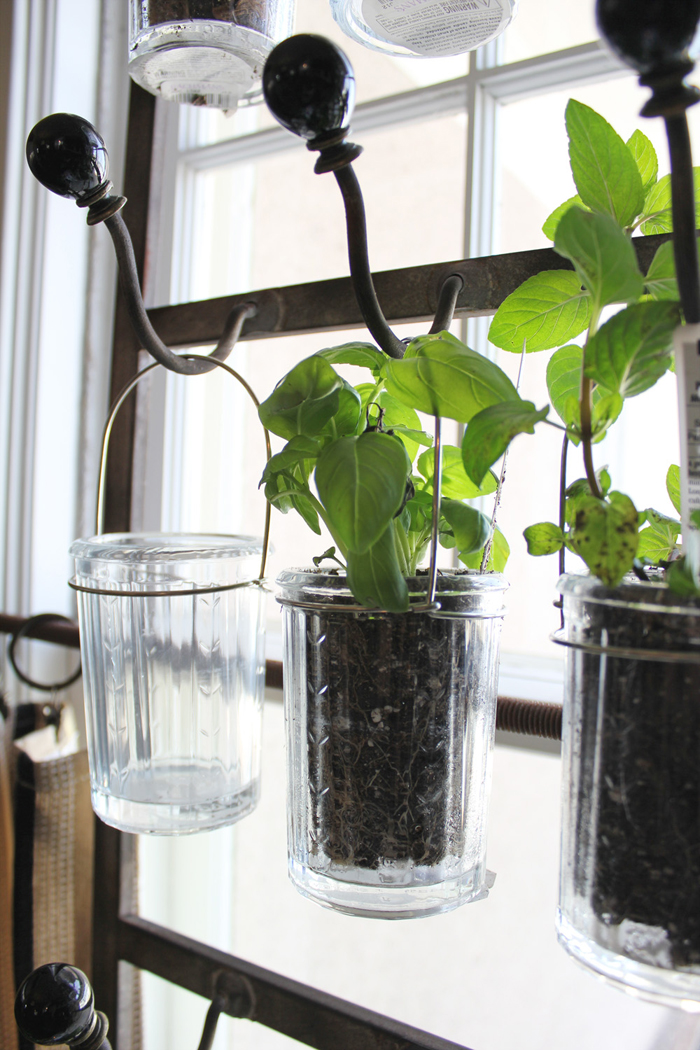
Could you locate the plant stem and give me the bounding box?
[580,307,603,500]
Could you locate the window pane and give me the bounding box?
[501,0,598,64]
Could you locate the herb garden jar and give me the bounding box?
[129,0,296,109]
[278,568,506,919]
[70,533,266,835]
[557,573,700,1005]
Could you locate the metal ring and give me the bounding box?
[68,578,265,598]
[275,596,442,614]
[551,628,700,664]
[8,613,82,692]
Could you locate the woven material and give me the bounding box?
[0,710,18,1050]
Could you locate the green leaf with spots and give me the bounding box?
[440,499,491,556]
[584,300,679,398]
[566,99,645,225]
[568,490,639,586]
[417,445,498,499]
[523,522,565,556]
[461,400,549,486]
[644,240,678,301]
[259,356,342,440]
[667,464,681,514]
[542,195,587,241]
[488,270,592,353]
[626,129,658,195]
[315,431,409,554]
[345,522,409,612]
[384,331,519,422]
[636,507,681,563]
[554,207,644,308]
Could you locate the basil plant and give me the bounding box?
[257,335,523,612]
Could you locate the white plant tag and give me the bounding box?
[360,0,514,56]
[674,323,700,573]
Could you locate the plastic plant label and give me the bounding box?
[360,0,515,56]
[674,323,700,573]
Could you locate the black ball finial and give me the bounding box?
[596,0,700,75]
[15,963,94,1046]
[26,113,109,204]
[262,34,356,145]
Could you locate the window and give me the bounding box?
[132,2,694,1047]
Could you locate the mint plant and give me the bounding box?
[462,99,691,589]
[257,334,525,612]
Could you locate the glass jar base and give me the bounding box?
[557,910,700,1010]
[289,858,493,919]
[91,779,260,835]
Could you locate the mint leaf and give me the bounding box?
[584,300,679,398]
[554,207,644,309]
[523,522,565,555]
[637,508,681,564]
[591,392,623,441]
[462,400,549,486]
[566,99,645,225]
[315,432,409,554]
[640,169,700,234]
[667,464,681,514]
[568,490,639,586]
[417,445,498,498]
[461,527,510,572]
[259,356,342,440]
[384,331,519,422]
[626,129,658,195]
[546,344,584,424]
[644,240,678,301]
[542,195,586,241]
[667,556,700,596]
[346,522,409,612]
[488,270,592,353]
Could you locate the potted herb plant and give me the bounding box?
[257,335,522,917]
[477,97,700,1004]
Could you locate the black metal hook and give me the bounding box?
[263,34,464,357]
[8,613,82,692]
[25,112,257,375]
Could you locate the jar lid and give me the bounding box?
[70,533,262,564]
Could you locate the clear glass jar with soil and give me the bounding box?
[278,568,507,919]
[557,573,700,1005]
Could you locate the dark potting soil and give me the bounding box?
[147,1,268,32]
[304,606,471,871]
[572,591,700,967]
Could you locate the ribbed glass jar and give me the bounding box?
[557,573,700,1006]
[129,0,295,109]
[278,568,507,918]
[71,533,266,835]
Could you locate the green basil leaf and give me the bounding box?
[384,331,519,422]
[260,436,321,482]
[644,240,678,301]
[263,473,321,534]
[316,342,386,376]
[667,464,681,514]
[367,390,431,461]
[488,270,592,353]
[554,207,644,309]
[523,521,565,556]
[626,129,658,195]
[461,400,549,486]
[460,528,510,572]
[440,499,491,556]
[542,195,586,241]
[640,169,700,234]
[417,445,498,498]
[259,356,342,440]
[584,300,680,398]
[319,378,362,437]
[566,99,645,225]
[315,432,409,554]
[568,490,639,586]
[345,523,409,612]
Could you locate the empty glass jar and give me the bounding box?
[129,0,295,109]
[71,533,266,835]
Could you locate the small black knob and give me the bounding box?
[26,113,109,204]
[596,0,700,74]
[15,962,94,1046]
[263,34,356,145]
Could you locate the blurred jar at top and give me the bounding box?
[129,0,296,111]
